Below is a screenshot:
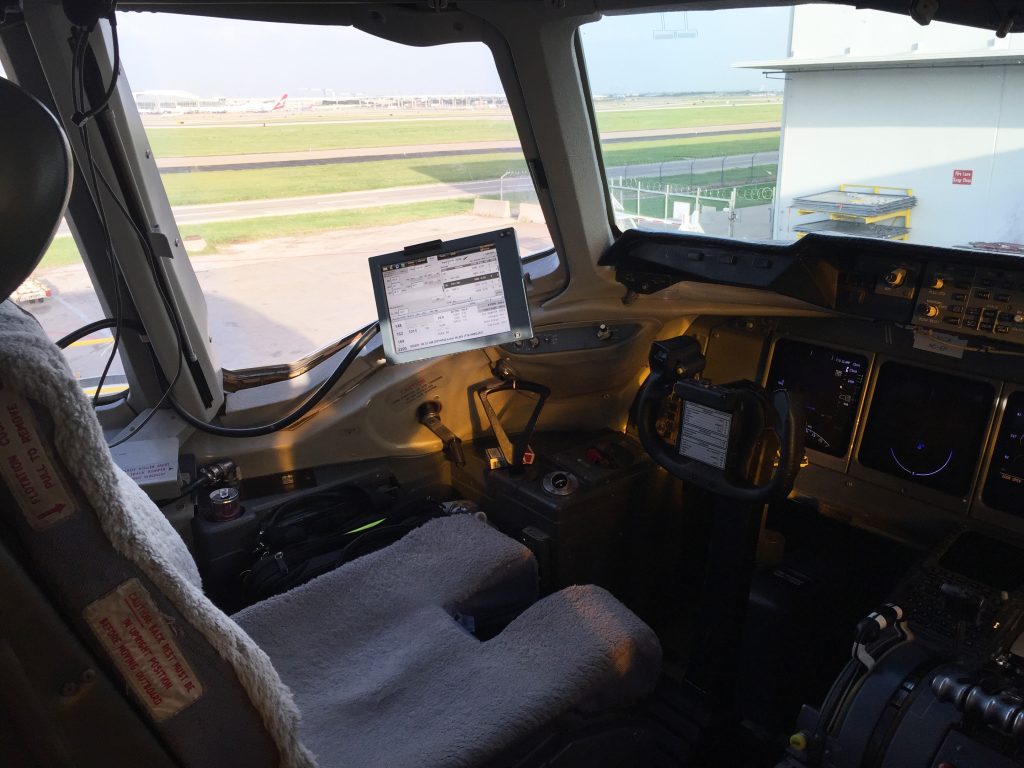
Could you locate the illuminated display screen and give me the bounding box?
[766,338,868,457]
[369,229,532,364]
[982,391,1024,515]
[859,362,994,496]
[381,245,511,355]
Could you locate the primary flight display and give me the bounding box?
[766,338,868,457]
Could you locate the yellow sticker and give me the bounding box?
[0,381,75,529]
[83,579,204,721]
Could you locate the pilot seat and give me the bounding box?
[0,76,661,768]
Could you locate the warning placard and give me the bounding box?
[953,169,974,185]
[678,402,733,470]
[84,579,204,721]
[0,380,75,529]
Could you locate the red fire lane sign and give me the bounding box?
[84,579,204,721]
[953,169,974,185]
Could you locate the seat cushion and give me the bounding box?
[0,300,315,768]
[235,514,662,768]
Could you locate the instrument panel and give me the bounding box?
[764,337,1020,520]
[604,227,1024,350]
[915,263,1024,343]
[603,228,1024,532]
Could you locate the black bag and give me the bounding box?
[241,486,439,603]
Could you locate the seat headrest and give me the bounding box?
[0,77,73,302]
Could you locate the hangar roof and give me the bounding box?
[739,49,1024,71]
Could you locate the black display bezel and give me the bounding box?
[369,228,532,364]
[857,361,995,497]
[765,337,868,459]
[982,390,1024,516]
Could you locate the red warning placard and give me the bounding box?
[953,169,974,185]
[0,380,75,529]
[84,579,204,721]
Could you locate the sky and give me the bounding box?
[580,8,790,94]
[116,7,792,99]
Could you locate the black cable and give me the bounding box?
[70,17,125,407]
[71,8,120,128]
[162,477,205,506]
[170,323,380,438]
[83,129,123,407]
[107,364,181,447]
[93,154,381,440]
[89,160,186,448]
[56,317,144,350]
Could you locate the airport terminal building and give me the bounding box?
[744,7,1024,248]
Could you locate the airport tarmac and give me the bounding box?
[36,206,772,388]
[32,216,555,381]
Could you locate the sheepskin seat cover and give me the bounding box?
[235,514,663,767]
[0,300,661,768]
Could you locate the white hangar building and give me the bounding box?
[742,7,1024,248]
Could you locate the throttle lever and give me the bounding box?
[417,401,465,467]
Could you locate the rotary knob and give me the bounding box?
[885,268,907,288]
[929,276,945,290]
[542,471,579,497]
[918,303,939,318]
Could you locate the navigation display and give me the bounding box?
[982,391,1024,516]
[369,229,532,363]
[766,338,868,457]
[858,362,994,496]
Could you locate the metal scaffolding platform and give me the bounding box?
[793,219,911,238]
[792,189,917,216]
[790,184,915,241]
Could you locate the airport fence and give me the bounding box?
[615,151,778,188]
[498,170,534,202]
[609,178,776,219]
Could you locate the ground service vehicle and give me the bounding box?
[11,276,51,304]
[3,0,1024,766]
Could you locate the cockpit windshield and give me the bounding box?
[108,12,554,371]
[581,6,1024,255]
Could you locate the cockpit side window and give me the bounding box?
[115,12,555,371]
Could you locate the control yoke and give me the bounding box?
[637,336,805,503]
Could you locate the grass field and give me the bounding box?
[161,153,526,205]
[148,120,519,157]
[595,104,780,133]
[39,237,82,269]
[160,133,780,206]
[604,133,778,167]
[179,198,474,251]
[37,199,476,271]
[146,104,782,157]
